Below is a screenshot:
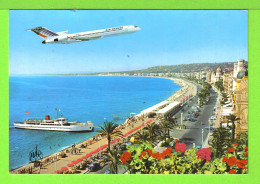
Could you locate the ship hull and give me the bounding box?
[14,123,94,132]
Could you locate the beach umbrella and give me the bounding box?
[72,160,79,164]
[115,138,120,141]
[61,167,68,171]
[100,145,106,149]
[77,158,83,162]
[67,163,74,167]
[54,170,61,174]
[81,156,87,159]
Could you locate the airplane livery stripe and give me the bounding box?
[41,28,58,36]
[38,33,47,38]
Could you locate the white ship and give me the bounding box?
[14,115,94,132]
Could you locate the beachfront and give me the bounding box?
[10,77,196,174]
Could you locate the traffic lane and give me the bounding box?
[178,91,217,149]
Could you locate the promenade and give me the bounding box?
[10,77,197,174]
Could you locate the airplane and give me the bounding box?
[27,25,141,44]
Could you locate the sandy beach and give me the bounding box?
[10,77,196,174]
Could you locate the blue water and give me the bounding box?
[9,76,181,169]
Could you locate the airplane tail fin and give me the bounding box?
[27,27,59,38]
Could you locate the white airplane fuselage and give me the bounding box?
[41,25,141,44]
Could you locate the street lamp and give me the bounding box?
[98,135,102,157]
[202,128,204,148]
[180,113,183,129]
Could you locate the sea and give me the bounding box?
[9,76,181,169]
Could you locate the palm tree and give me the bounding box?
[96,120,123,152]
[143,123,158,142]
[209,127,232,158]
[134,130,150,144]
[159,118,175,142]
[101,147,121,174]
[227,114,241,143]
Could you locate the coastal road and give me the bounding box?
[170,87,218,149]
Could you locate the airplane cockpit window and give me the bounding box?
[134,26,138,28]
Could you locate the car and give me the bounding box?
[210,116,215,120]
[205,126,215,130]
[193,112,199,116]
[104,168,111,174]
[88,162,101,172]
[189,118,196,122]
[187,111,192,114]
[196,146,202,149]
[183,117,189,121]
[187,115,195,119]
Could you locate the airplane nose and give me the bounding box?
[42,40,46,44]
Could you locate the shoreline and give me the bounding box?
[10,76,196,173]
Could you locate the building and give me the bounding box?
[210,67,223,84]
[223,72,232,94]
[233,70,248,137]
[232,59,246,91]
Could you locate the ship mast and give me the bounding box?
[55,108,61,118]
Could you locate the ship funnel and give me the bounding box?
[45,115,50,120]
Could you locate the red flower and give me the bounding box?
[229,169,237,174]
[227,148,236,153]
[151,152,162,160]
[232,143,238,147]
[120,155,127,164]
[147,149,153,156]
[243,152,248,156]
[139,149,154,159]
[237,160,247,169]
[175,143,187,153]
[226,156,237,167]
[245,146,248,152]
[196,148,212,162]
[240,159,248,165]
[222,156,228,163]
[120,151,131,163]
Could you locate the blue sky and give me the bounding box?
[9,10,248,75]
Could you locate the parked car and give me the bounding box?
[104,168,111,174]
[189,117,196,122]
[210,116,215,120]
[183,117,189,121]
[193,112,199,117]
[205,126,215,130]
[187,115,195,119]
[196,146,202,149]
[88,163,101,172]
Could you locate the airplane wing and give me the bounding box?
[71,35,102,41]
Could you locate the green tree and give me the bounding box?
[159,117,176,142]
[227,114,241,143]
[215,80,224,92]
[96,120,123,152]
[209,127,232,158]
[143,123,158,143]
[134,130,151,144]
[101,147,121,174]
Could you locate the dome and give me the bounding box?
[216,67,222,73]
[238,59,245,67]
[237,70,248,79]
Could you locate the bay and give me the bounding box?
[9,76,181,169]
